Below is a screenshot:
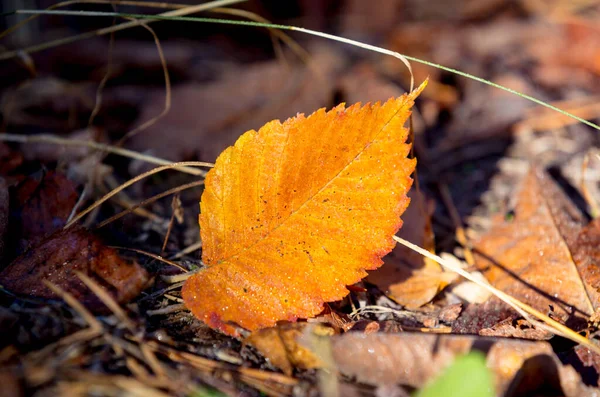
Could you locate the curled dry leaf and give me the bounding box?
[0,227,149,312]
[245,322,331,376]
[331,332,595,397]
[474,167,600,325]
[183,82,426,336]
[368,190,456,308]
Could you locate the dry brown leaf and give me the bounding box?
[368,190,456,308]
[572,217,600,306]
[474,167,599,325]
[331,332,595,396]
[452,299,550,339]
[245,323,330,376]
[0,227,149,312]
[9,171,79,257]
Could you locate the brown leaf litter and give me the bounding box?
[7,171,79,257]
[474,167,600,328]
[0,226,149,312]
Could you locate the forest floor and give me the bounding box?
[1,1,600,396]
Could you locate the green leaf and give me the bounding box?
[414,351,494,397]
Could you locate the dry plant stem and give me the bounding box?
[146,303,186,316]
[65,161,212,229]
[111,246,187,272]
[0,0,247,60]
[96,180,204,229]
[0,133,209,175]
[111,196,164,223]
[169,240,202,260]
[66,183,90,224]
[160,273,193,283]
[75,270,136,332]
[438,183,476,265]
[394,236,600,354]
[161,196,178,254]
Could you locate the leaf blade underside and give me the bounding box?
[182,82,426,336]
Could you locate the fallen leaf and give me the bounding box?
[0,227,149,312]
[182,82,426,336]
[245,322,330,375]
[571,217,600,308]
[9,171,79,257]
[368,190,456,308]
[474,167,598,324]
[451,299,550,339]
[331,332,595,396]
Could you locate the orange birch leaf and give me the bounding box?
[182,81,427,336]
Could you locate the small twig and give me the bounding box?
[161,196,179,255]
[160,272,194,284]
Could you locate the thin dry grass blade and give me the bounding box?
[96,180,204,229]
[75,271,136,332]
[43,280,102,331]
[65,162,211,229]
[111,246,187,272]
